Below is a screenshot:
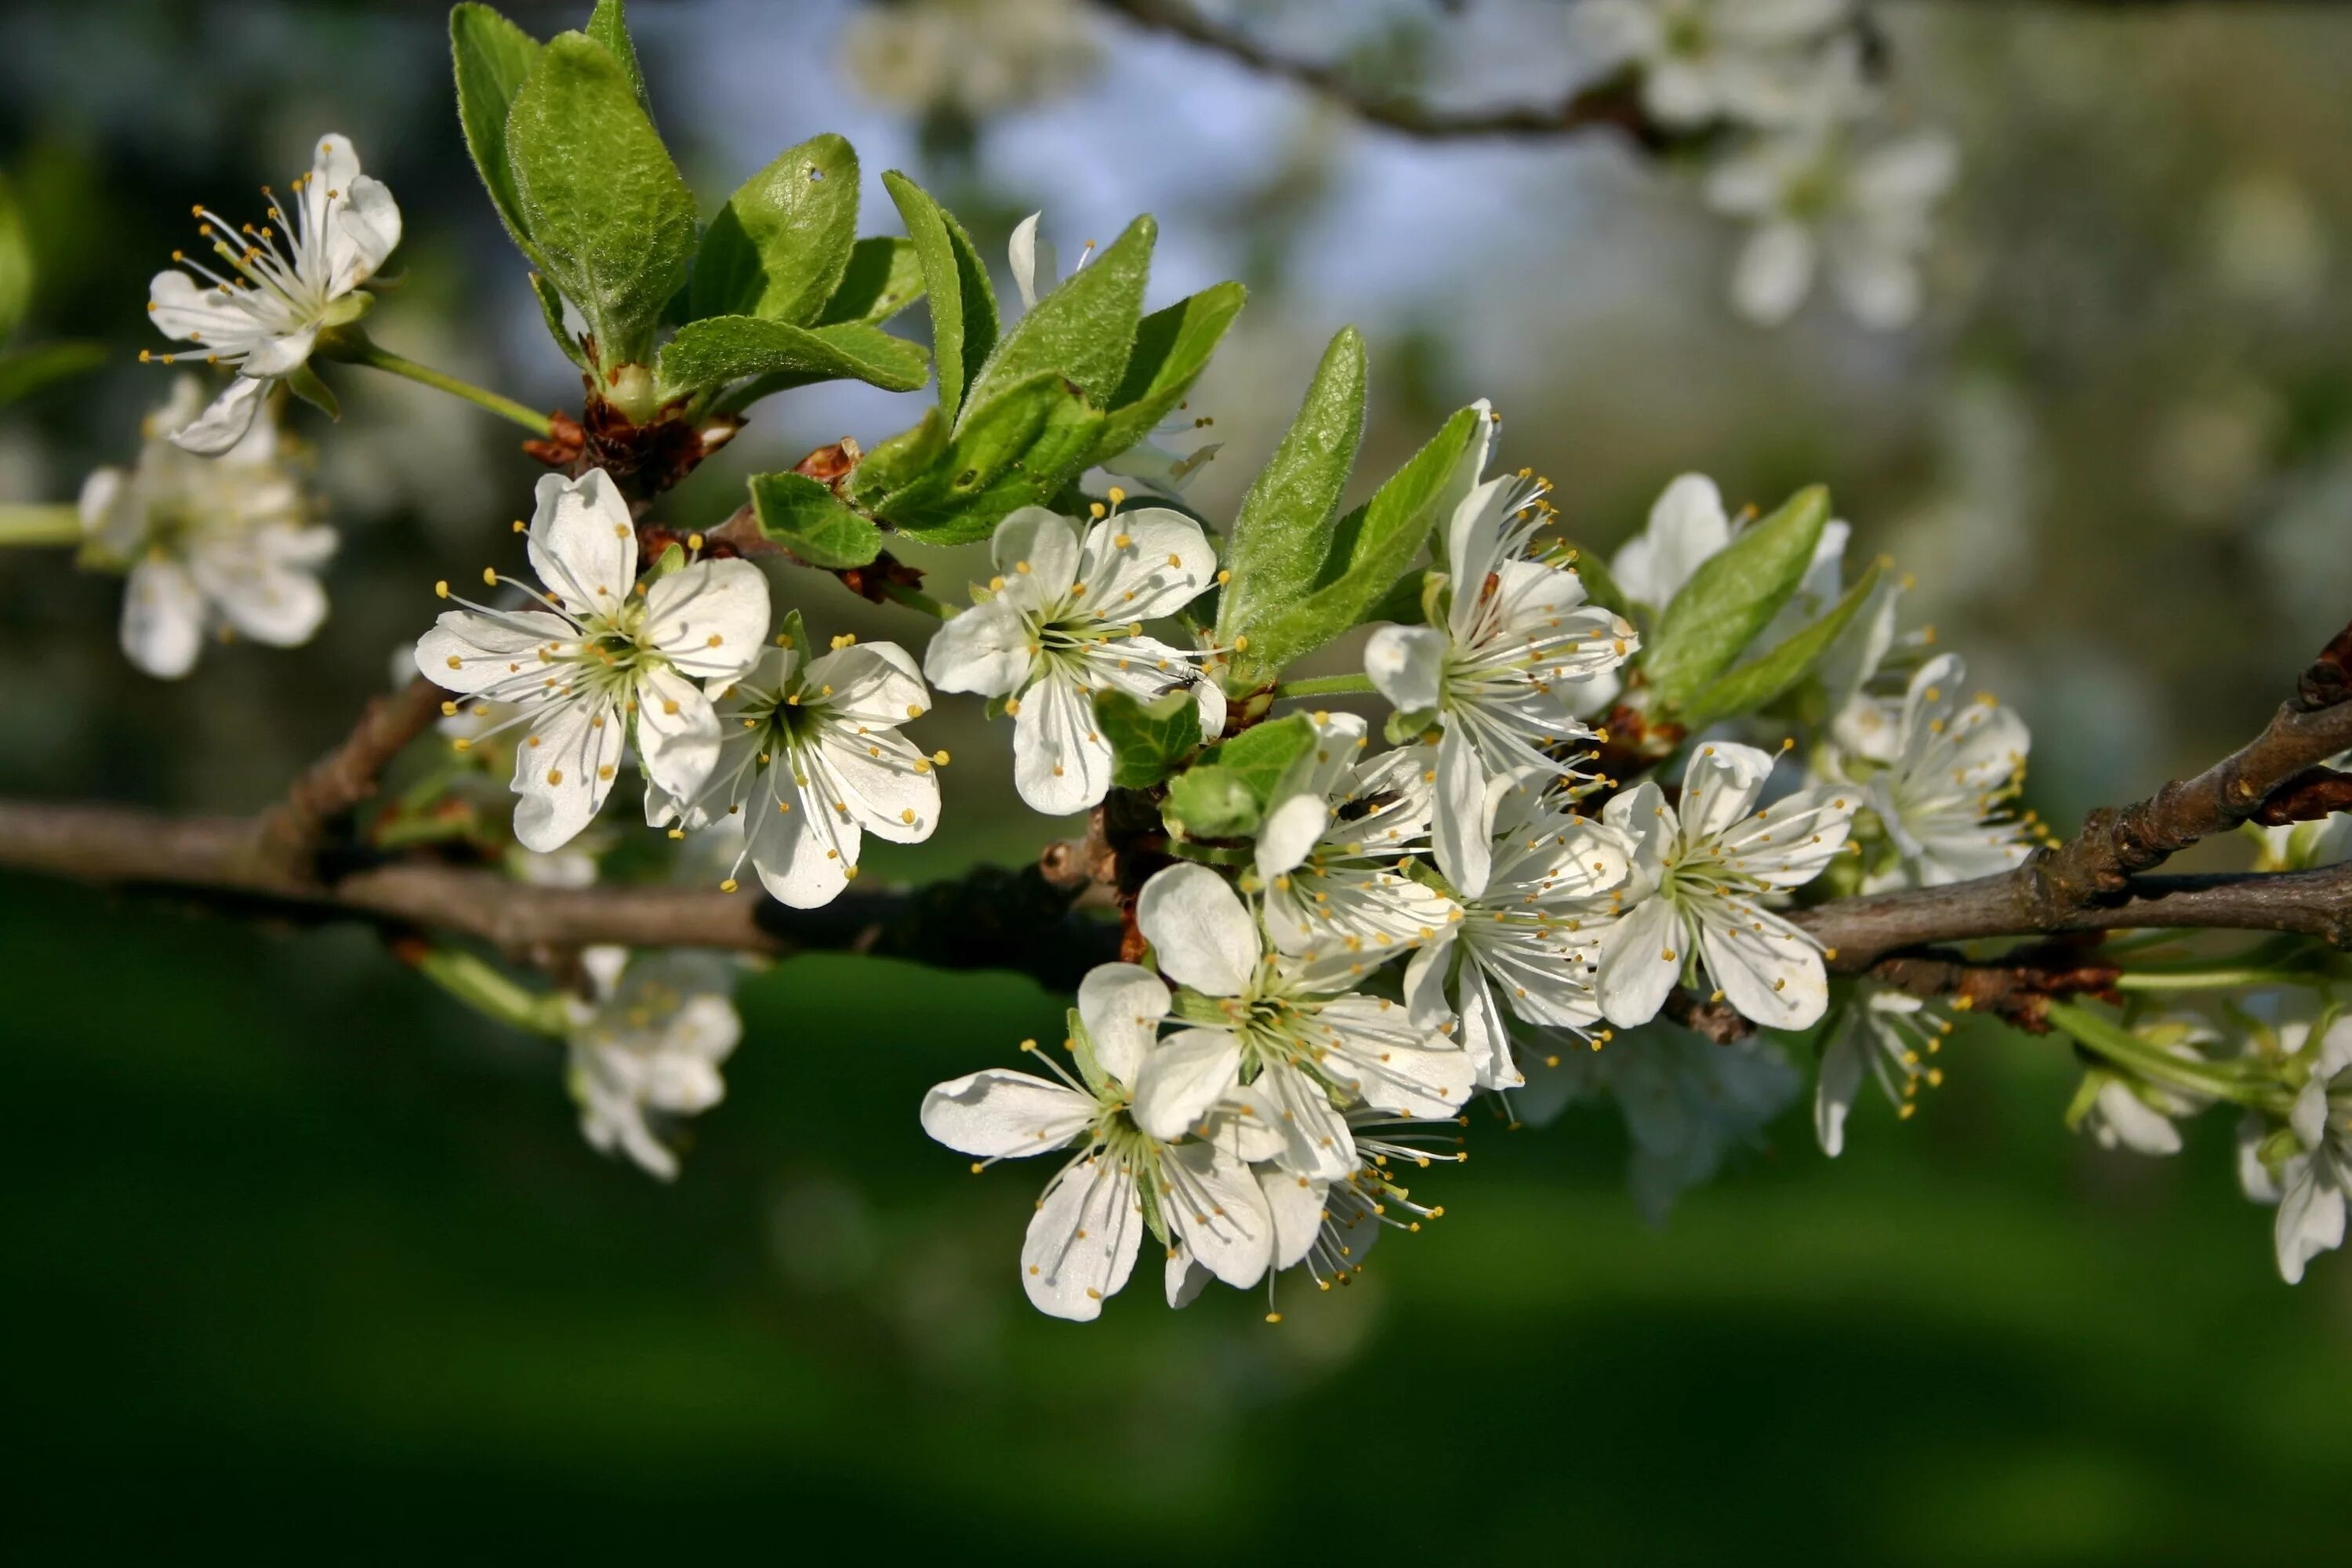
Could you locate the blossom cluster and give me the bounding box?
[1575,0,1958,329]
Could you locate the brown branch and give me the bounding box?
[1864,943,2122,1034]
[1092,0,1675,146]
[0,800,1116,993]
[1794,619,2352,970]
[254,676,447,875]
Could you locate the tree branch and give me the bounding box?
[254,675,448,875]
[1091,0,1672,145]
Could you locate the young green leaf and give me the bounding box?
[1676,561,1881,732]
[1562,542,1631,619]
[584,0,650,115]
[688,133,861,325]
[848,408,948,505]
[505,31,696,366]
[449,4,543,265]
[0,170,31,345]
[866,370,1105,544]
[655,316,927,399]
[815,237,927,326]
[528,272,589,368]
[964,213,1155,416]
[1161,714,1317,840]
[1642,484,1831,712]
[1232,405,1481,681]
[749,471,883,570]
[1214,326,1366,652]
[1084,279,1244,466]
[882,170,997,425]
[1094,688,1206,790]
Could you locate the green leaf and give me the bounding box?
[584,0,649,114]
[1162,714,1316,840]
[1678,561,1881,731]
[0,339,103,406]
[688,133,861,325]
[748,470,882,570]
[505,31,696,366]
[528,271,589,368]
[866,370,1105,545]
[1084,279,1243,467]
[282,361,341,421]
[1214,326,1366,652]
[883,170,996,425]
[1234,405,1482,682]
[448,4,543,265]
[848,408,947,503]
[966,214,1155,416]
[1094,688,1205,790]
[1066,1006,1111,1098]
[1643,485,1831,712]
[656,316,927,399]
[0,170,31,344]
[815,237,927,326]
[1563,540,1631,619]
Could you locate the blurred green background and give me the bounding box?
[3,2,2348,1560]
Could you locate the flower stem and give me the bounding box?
[2044,1000,2286,1112]
[2114,967,2325,994]
[342,341,554,438]
[412,946,568,1037]
[1271,673,1374,701]
[884,582,958,620]
[0,504,82,547]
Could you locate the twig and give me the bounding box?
[253,676,448,876]
[1092,0,1673,146]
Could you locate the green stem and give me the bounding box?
[2044,1000,2286,1112]
[343,342,554,438]
[1271,673,1374,701]
[884,582,958,620]
[2114,968,2326,994]
[0,504,82,547]
[413,947,568,1037]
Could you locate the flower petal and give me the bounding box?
[528,469,637,616]
[511,695,625,852]
[1022,1153,1143,1320]
[1130,1028,1243,1143]
[922,598,1032,698]
[1595,894,1683,1028]
[920,1068,1096,1158]
[1697,906,1829,1029]
[989,507,1083,614]
[165,376,268,456]
[1163,1140,1273,1290]
[1365,624,1446,712]
[1134,862,1258,996]
[1076,508,1217,622]
[634,666,725,804]
[1011,672,1112,815]
[1076,962,1171,1088]
[120,558,205,678]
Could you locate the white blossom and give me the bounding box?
[78,376,333,678]
[415,468,771,853]
[1365,448,1636,898]
[1574,0,1860,131]
[1125,863,1474,1181]
[1707,127,1958,330]
[652,621,940,908]
[1813,982,1953,1155]
[1255,710,1461,960]
[1233,1110,1466,1307]
[1595,742,1857,1030]
[2236,1016,2352,1285]
[1403,779,1633,1089]
[920,994,1276,1322]
[922,504,1221,815]
[1856,652,2034,891]
[144,133,401,454]
[566,946,742,1181]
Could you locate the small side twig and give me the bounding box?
[253,676,448,876]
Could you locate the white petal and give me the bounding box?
[1615,474,1730,610]
[1134,862,1259,996]
[147,269,257,346]
[120,558,205,678]
[1814,1027,1864,1157]
[190,526,333,648]
[511,696,626,852]
[746,787,855,909]
[989,507,1083,614]
[1452,961,1522,1090]
[1681,742,1775,840]
[2273,1156,2347,1286]
[165,377,268,456]
[1007,211,1054,310]
[1431,725,1494,898]
[1259,1167,1328,1272]
[2092,1080,2183,1156]
[806,640,929,727]
[921,598,1032,698]
[527,468,637,615]
[238,323,319,378]
[1732,222,1819,327]
[415,608,577,695]
[920,1069,1096,1158]
[1130,1028,1243,1143]
[1257,1058,1356,1181]
[644,557,770,681]
[1403,933,1456,1029]
[2237,1113,2283,1204]
[1076,962,1171,1087]
[1595,895,1683,1029]
[1022,1154,1143,1320]
[1319,993,1479,1118]
[1697,906,1829,1029]
[811,726,939,843]
[1075,509,1217,622]
[633,666,725,803]
[1365,624,1446,712]
[1163,1140,1274,1289]
[1010,673,1112,815]
[1165,1252,1211,1308]
[1830,237,1924,331]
